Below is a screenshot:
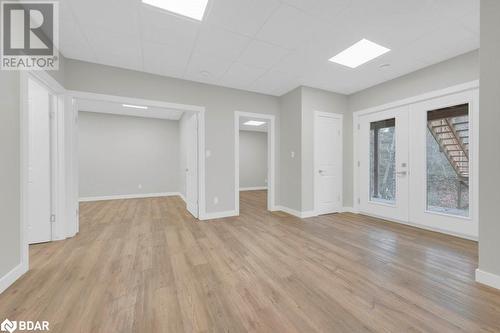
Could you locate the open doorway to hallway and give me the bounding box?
[234,112,276,216]
[239,117,269,212]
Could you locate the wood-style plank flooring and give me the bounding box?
[1,190,500,332]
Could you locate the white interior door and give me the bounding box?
[185,113,199,218]
[314,112,343,215]
[28,78,52,244]
[358,106,409,222]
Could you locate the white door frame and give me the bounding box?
[67,90,207,221]
[234,111,276,215]
[313,111,343,216]
[19,71,67,278]
[352,80,479,240]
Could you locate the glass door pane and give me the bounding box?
[370,118,396,204]
[426,104,469,217]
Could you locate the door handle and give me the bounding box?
[396,171,407,176]
[318,169,325,175]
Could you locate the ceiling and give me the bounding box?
[60,0,479,96]
[77,98,185,120]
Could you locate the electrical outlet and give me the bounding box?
[138,184,142,189]
[213,197,219,205]
[290,151,295,158]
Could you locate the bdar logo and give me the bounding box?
[0,319,17,333]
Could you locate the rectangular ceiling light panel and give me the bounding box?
[244,120,266,126]
[123,104,149,110]
[142,0,209,21]
[329,39,390,68]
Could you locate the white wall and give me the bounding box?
[479,0,500,281]
[239,130,268,189]
[78,112,180,198]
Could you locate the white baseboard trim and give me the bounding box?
[476,269,500,290]
[355,210,478,241]
[79,192,181,202]
[200,210,238,221]
[0,263,28,294]
[240,186,268,191]
[275,206,317,219]
[179,193,186,203]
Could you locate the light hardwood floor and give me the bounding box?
[1,190,500,332]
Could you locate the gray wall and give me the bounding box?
[64,59,280,213]
[46,53,66,87]
[239,131,268,189]
[301,86,348,210]
[479,0,500,277]
[0,72,21,278]
[348,50,479,112]
[279,88,302,211]
[78,112,180,198]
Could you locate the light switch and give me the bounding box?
[291,151,295,158]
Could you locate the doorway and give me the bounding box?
[355,88,478,239]
[26,77,60,244]
[181,112,200,218]
[234,112,276,215]
[72,91,206,223]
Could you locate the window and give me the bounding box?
[370,118,396,204]
[426,104,469,217]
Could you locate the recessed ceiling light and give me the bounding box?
[142,0,209,21]
[329,39,390,69]
[123,104,149,110]
[244,120,266,126]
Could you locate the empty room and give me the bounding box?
[1,0,500,332]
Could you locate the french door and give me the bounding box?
[356,89,477,238]
[358,106,409,222]
[408,91,476,237]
